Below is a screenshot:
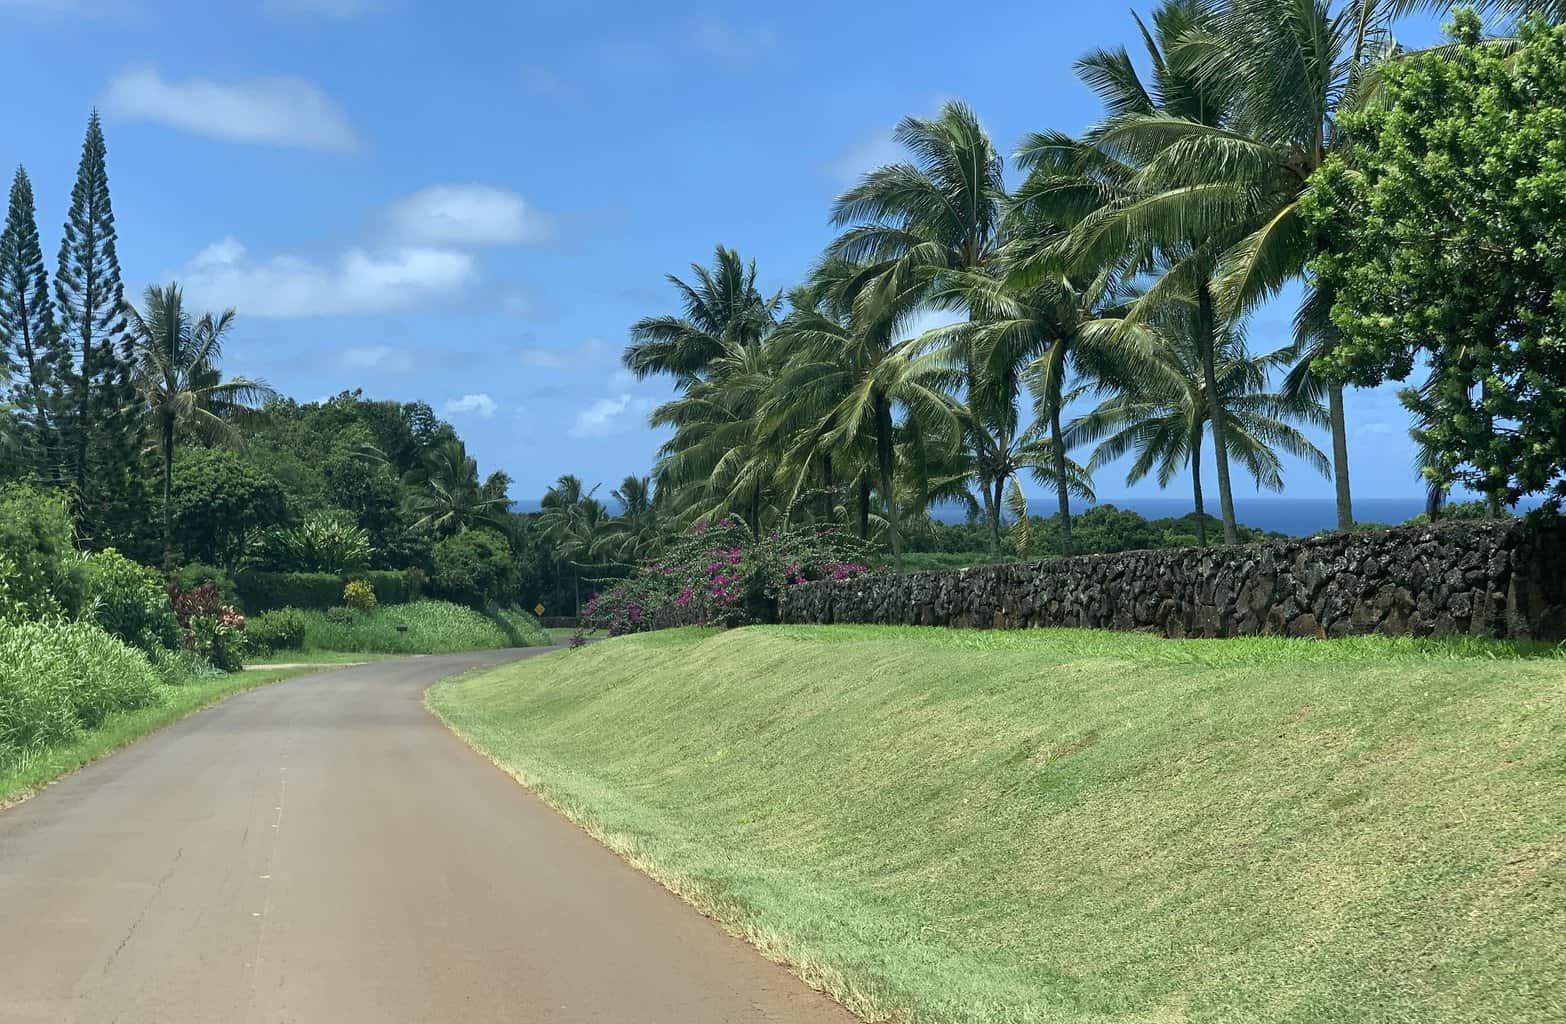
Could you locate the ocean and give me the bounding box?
[514,495,1541,538]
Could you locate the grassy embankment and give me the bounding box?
[1,665,314,807]
[432,625,1566,1024]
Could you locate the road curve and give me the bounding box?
[0,649,857,1023]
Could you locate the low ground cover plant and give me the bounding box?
[580,518,873,636]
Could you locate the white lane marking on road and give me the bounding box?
[246,759,288,1019]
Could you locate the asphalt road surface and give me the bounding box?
[0,649,857,1023]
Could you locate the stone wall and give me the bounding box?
[778,518,1566,641]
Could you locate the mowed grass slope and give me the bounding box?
[431,626,1566,1024]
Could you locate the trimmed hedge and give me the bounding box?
[236,570,422,613]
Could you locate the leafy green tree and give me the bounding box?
[169,448,288,569]
[1307,14,1566,506]
[0,167,59,475]
[624,246,781,386]
[54,112,136,530]
[124,284,274,566]
[431,527,516,608]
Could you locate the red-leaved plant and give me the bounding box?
[167,583,248,672]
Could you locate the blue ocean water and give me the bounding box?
[515,495,1542,538]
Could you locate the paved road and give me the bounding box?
[0,649,856,1023]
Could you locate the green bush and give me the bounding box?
[78,549,179,654]
[247,608,309,654]
[0,484,82,621]
[258,512,373,574]
[236,569,420,612]
[431,528,516,608]
[168,585,248,673]
[0,621,162,761]
[170,563,240,606]
[343,579,378,611]
[295,600,544,654]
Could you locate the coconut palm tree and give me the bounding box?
[124,283,274,566]
[595,474,664,563]
[403,439,508,537]
[1067,321,1331,545]
[537,474,609,613]
[624,246,782,387]
[827,101,1012,532]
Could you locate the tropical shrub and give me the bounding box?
[167,584,247,672]
[325,605,354,625]
[0,621,162,761]
[343,579,378,611]
[259,512,373,574]
[580,517,874,637]
[246,608,310,655]
[0,484,82,621]
[169,562,240,606]
[431,528,515,608]
[78,549,179,654]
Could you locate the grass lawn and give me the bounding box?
[430,625,1566,1024]
[0,666,316,808]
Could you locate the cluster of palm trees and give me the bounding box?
[615,0,1556,566]
[534,474,662,612]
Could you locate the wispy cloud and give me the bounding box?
[571,393,652,438]
[444,393,497,418]
[825,131,905,184]
[685,18,779,73]
[338,344,413,372]
[104,67,360,152]
[518,338,614,370]
[180,237,473,317]
[384,184,549,248]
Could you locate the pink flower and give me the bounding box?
[676,586,694,607]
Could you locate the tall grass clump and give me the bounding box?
[0,620,162,764]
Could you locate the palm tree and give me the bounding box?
[1067,322,1330,545]
[827,101,1012,533]
[773,265,962,570]
[124,283,274,566]
[595,475,664,563]
[537,475,609,613]
[624,246,782,387]
[1024,0,1249,542]
[403,439,508,537]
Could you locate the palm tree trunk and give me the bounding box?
[1050,401,1073,556]
[857,475,870,540]
[988,476,1004,557]
[874,392,901,571]
[161,415,175,568]
[1328,384,1353,531]
[1189,428,1208,547]
[821,453,834,522]
[1197,285,1239,544]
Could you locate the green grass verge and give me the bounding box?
[292,600,549,655]
[430,625,1566,1024]
[1,666,316,808]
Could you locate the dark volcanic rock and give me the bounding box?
[779,518,1566,641]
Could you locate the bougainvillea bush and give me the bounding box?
[167,583,248,672]
[579,518,874,637]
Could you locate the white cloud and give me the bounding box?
[685,18,779,72]
[385,185,548,248]
[104,67,359,152]
[181,237,474,317]
[826,131,905,183]
[571,394,632,437]
[444,393,497,418]
[519,338,614,370]
[338,344,412,372]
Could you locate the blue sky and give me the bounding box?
[0,0,1453,504]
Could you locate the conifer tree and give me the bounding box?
[0,165,60,476]
[54,111,138,537]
